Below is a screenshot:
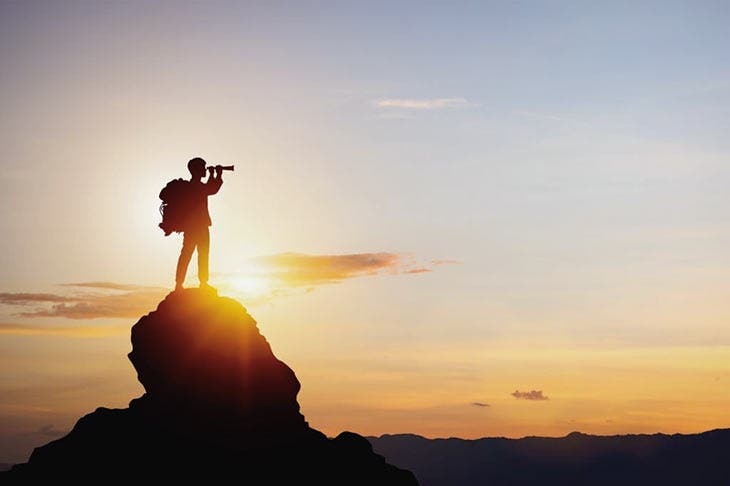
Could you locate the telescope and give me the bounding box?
[208,164,234,172]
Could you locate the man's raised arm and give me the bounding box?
[205,166,223,195]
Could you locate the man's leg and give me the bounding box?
[197,226,210,286]
[175,231,196,289]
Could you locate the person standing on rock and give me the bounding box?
[174,157,224,291]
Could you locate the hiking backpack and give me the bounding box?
[158,178,190,236]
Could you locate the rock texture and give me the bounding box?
[128,289,307,440]
[5,289,417,484]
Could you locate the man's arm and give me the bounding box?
[205,167,223,195]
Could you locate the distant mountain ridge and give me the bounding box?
[369,428,730,485]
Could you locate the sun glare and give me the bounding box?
[230,275,269,296]
[219,260,275,301]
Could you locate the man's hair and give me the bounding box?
[188,157,206,173]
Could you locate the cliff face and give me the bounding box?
[6,289,418,485]
[128,289,307,440]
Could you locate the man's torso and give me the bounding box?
[184,181,213,229]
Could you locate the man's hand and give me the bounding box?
[207,166,215,178]
[215,165,223,177]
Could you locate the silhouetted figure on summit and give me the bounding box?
[175,157,223,291]
[158,157,232,291]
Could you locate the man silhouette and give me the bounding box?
[175,157,223,291]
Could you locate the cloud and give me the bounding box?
[512,390,549,401]
[376,98,469,110]
[59,282,159,291]
[0,285,167,320]
[403,268,432,274]
[471,402,490,408]
[254,252,420,286]
[216,251,454,304]
[0,323,127,337]
[0,293,75,304]
[432,259,462,265]
[5,251,458,314]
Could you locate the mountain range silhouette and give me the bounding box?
[3,289,417,484]
[369,429,730,485]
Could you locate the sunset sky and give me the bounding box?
[2,1,730,464]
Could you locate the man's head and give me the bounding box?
[187,157,207,179]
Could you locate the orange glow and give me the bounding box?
[228,275,271,297]
[0,323,127,337]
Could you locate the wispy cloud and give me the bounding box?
[432,259,462,265]
[0,323,127,337]
[512,390,549,401]
[403,268,432,274]
[471,402,491,408]
[59,282,160,291]
[376,98,469,110]
[254,252,421,286]
[0,284,166,320]
[219,251,458,303]
[3,252,459,316]
[0,293,75,304]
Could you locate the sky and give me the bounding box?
[1,0,730,464]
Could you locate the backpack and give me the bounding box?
[158,178,191,236]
